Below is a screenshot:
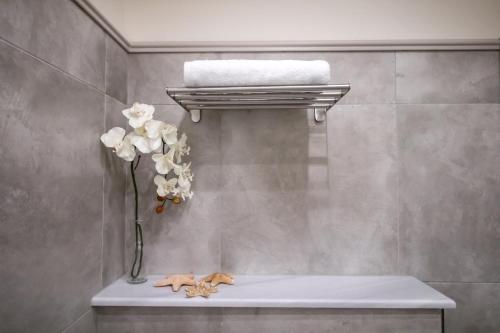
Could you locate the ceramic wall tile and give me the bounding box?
[63,310,97,333]
[219,52,396,104]
[0,0,106,90]
[398,104,500,281]
[105,37,128,104]
[0,40,104,332]
[396,51,499,104]
[102,97,127,286]
[96,307,222,333]
[123,105,221,274]
[221,308,441,333]
[324,105,398,274]
[431,282,500,333]
[127,53,220,104]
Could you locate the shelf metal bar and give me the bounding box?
[168,84,350,94]
[173,92,344,100]
[166,83,350,123]
[179,98,338,106]
[183,104,333,110]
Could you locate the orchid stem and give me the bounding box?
[133,154,141,171]
[130,157,143,279]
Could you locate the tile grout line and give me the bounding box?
[100,38,109,288]
[60,309,92,333]
[0,36,106,96]
[394,51,400,273]
[427,281,500,284]
[218,111,223,273]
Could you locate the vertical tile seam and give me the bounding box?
[218,111,223,272]
[123,51,130,276]
[123,52,130,273]
[394,51,400,273]
[100,38,108,287]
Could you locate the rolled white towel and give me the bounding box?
[184,60,330,87]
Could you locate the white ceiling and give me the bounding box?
[82,0,500,52]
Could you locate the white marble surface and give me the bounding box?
[92,275,456,309]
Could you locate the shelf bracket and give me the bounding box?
[190,109,201,123]
[314,107,327,122]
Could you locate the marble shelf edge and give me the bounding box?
[92,275,456,309]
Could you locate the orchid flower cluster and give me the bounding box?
[100,103,193,211]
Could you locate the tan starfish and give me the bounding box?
[154,274,196,292]
[185,281,217,298]
[201,272,234,287]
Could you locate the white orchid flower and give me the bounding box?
[171,133,190,163]
[122,103,154,128]
[152,149,177,174]
[176,176,193,200]
[127,130,162,154]
[101,127,125,148]
[161,124,178,145]
[100,127,136,161]
[115,136,136,161]
[144,120,164,139]
[174,162,193,182]
[144,120,178,146]
[154,175,178,197]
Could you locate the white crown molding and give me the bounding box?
[74,0,500,53]
[127,39,500,53]
[73,0,132,52]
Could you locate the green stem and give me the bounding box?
[130,156,143,279]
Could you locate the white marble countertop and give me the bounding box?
[91,275,456,309]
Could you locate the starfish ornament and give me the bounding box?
[154,274,196,292]
[201,272,234,287]
[185,281,217,298]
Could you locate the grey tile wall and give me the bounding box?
[125,50,500,333]
[63,310,97,333]
[398,104,500,282]
[123,105,222,275]
[95,308,441,333]
[102,96,127,286]
[431,283,500,333]
[396,51,499,104]
[0,0,106,90]
[105,36,128,104]
[96,307,222,333]
[1,3,499,331]
[325,105,398,274]
[0,1,126,332]
[221,308,441,333]
[0,39,104,332]
[127,51,395,105]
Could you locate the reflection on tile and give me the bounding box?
[220,190,323,274]
[0,0,106,90]
[128,53,220,104]
[219,52,396,104]
[221,308,441,333]
[105,36,128,103]
[220,109,310,192]
[431,283,500,333]
[102,97,127,286]
[123,105,221,274]
[398,104,500,281]
[396,51,499,103]
[323,105,398,274]
[0,40,103,332]
[127,51,394,105]
[96,307,222,333]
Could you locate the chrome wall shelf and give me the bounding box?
[166,84,350,123]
